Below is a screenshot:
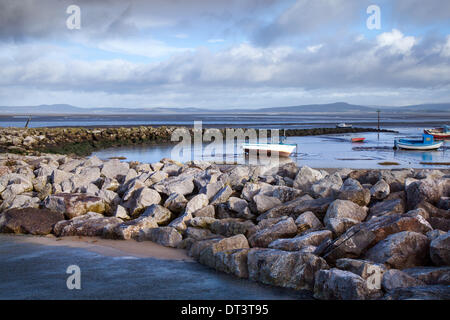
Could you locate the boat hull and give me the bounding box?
[242,143,296,157]
[424,129,450,139]
[351,138,365,142]
[395,141,443,150]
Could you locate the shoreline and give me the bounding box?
[4,234,193,261]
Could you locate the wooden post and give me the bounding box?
[25,115,31,128]
[377,110,380,140]
[377,110,380,131]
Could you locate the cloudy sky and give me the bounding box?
[1,0,449,109]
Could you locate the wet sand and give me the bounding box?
[18,234,192,261]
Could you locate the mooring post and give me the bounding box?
[377,110,380,140]
[25,115,32,128]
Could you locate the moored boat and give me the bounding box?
[242,142,297,157]
[394,134,443,150]
[424,125,450,139]
[337,123,352,128]
[351,137,365,143]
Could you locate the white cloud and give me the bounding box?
[441,35,450,57]
[306,44,323,53]
[376,29,416,55]
[96,38,193,59]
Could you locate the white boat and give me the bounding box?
[242,142,297,157]
[336,123,352,128]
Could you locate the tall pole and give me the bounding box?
[377,110,380,140]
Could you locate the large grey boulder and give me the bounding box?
[77,166,101,184]
[196,235,250,270]
[336,258,386,290]
[403,266,450,285]
[214,248,250,278]
[107,213,158,240]
[248,217,297,248]
[43,193,106,219]
[381,269,425,291]
[257,196,333,221]
[188,216,217,228]
[54,212,122,237]
[0,208,64,235]
[364,231,430,269]
[248,248,329,290]
[168,211,192,232]
[293,166,325,192]
[337,178,371,206]
[241,182,273,202]
[253,194,282,214]
[153,174,195,196]
[101,159,130,180]
[223,166,251,191]
[185,194,209,214]
[383,285,450,300]
[210,185,233,205]
[406,178,449,210]
[50,169,74,185]
[227,197,251,217]
[314,268,381,300]
[324,200,368,236]
[430,232,450,266]
[199,181,224,200]
[142,204,173,225]
[138,227,182,247]
[294,211,323,233]
[370,179,390,200]
[322,213,432,264]
[0,194,40,211]
[268,230,332,251]
[163,193,188,214]
[193,205,215,218]
[122,187,161,217]
[368,198,405,218]
[0,174,33,201]
[209,218,255,238]
[310,173,343,198]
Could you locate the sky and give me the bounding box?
[0,0,449,109]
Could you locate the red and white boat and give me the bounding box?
[424,125,450,140]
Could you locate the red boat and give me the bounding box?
[351,137,365,143]
[424,125,450,140]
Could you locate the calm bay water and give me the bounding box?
[92,127,449,169]
[0,113,448,168]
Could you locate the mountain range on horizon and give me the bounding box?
[0,102,449,115]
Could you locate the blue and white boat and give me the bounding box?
[394,134,443,150]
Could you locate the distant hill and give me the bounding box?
[0,102,448,115]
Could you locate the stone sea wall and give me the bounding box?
[0,152,449,300]
[0,126,395,156]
